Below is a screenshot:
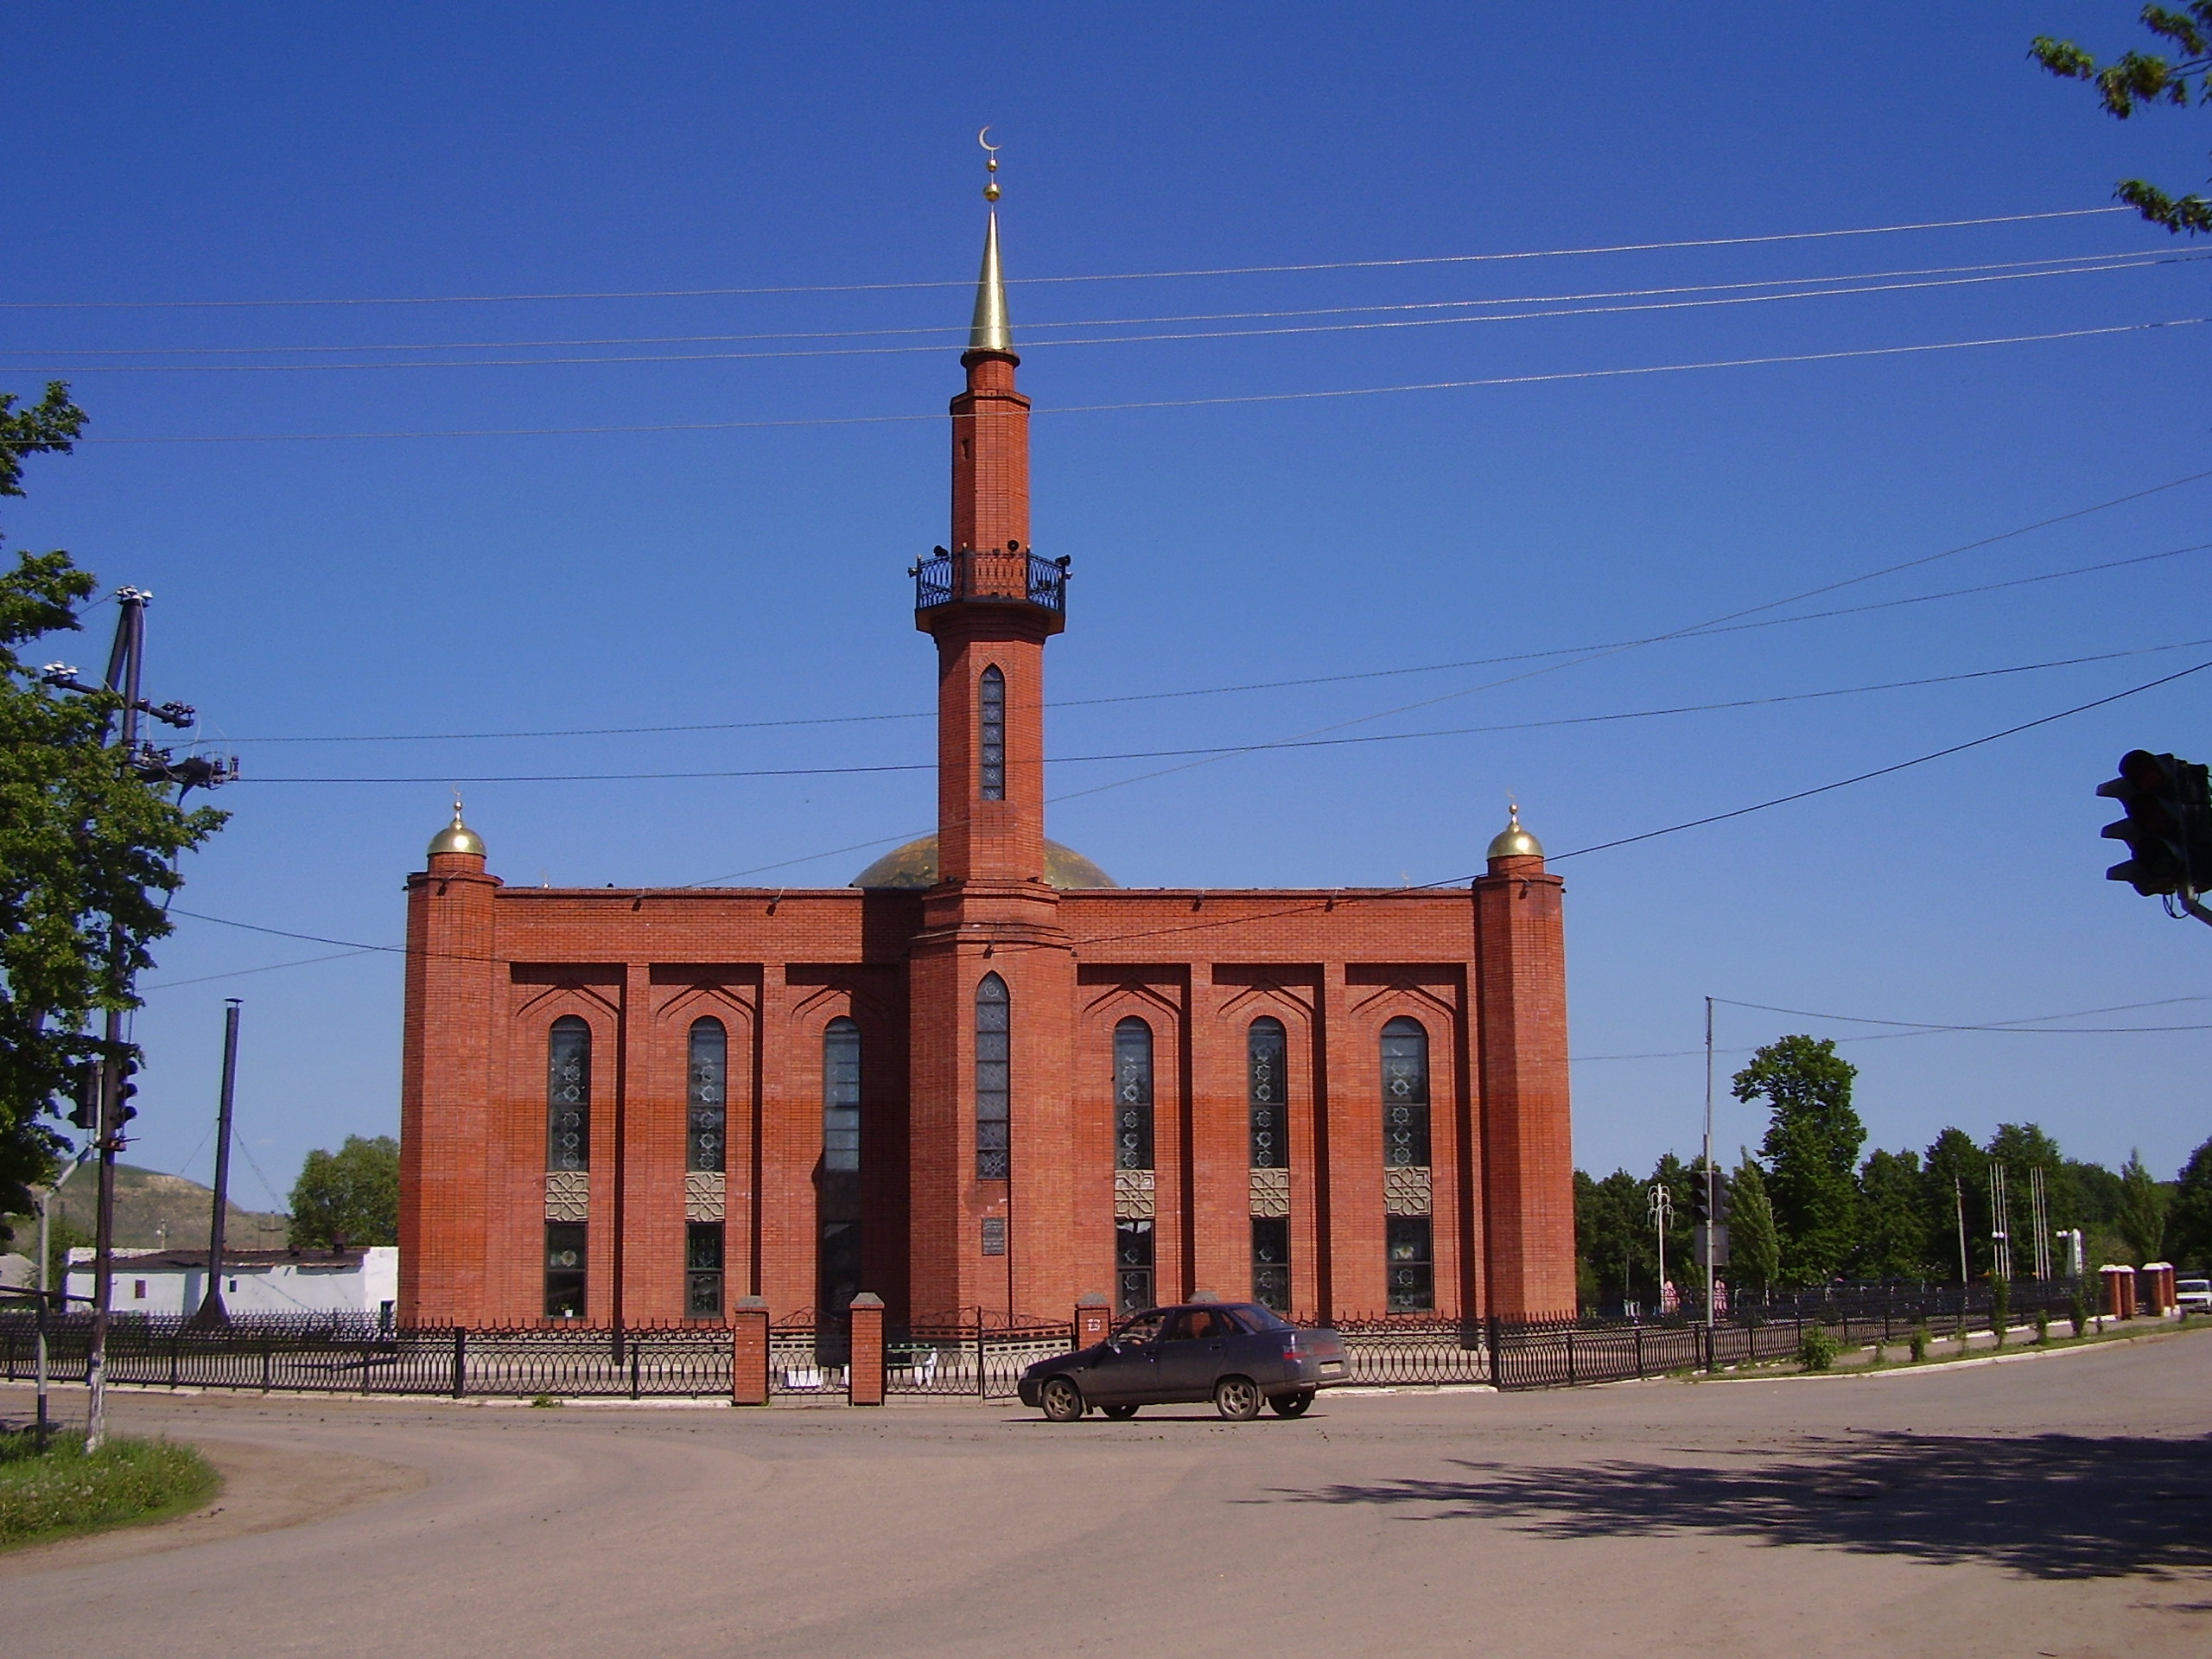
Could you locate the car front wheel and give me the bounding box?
[1268,1389,1315,1418]
[1214,1376,1262,1421]
[1039,1376,1086,1422]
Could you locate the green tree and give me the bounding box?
[2033,4,2212,233]
[1727,1153,1780,1299]
[1922,1127,1987,1281]
[1,384,226,1234]
[289,1135,399,1249]
[2164,1135,2212,1271]
[2115,1147,2170,1264]
[1856,1147,1928,1281]
[1733,1036,1864,1285]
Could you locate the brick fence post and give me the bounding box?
[849,1293,885,1406]
[1074,1292,1111,1349]
[731,1296,769,1406]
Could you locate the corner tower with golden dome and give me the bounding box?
[396,165,1576,1335]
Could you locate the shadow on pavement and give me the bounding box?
[1274,1433,2212,1580]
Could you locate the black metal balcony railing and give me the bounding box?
[913,549,1068,614]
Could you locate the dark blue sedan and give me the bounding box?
[1019,1301,1349,1421]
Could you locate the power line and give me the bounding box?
[218,532,2212,746]
[0,207,2130,310]
[18,256,2188,374]
[1572,996,2212,1059]
[1546,657,2212,861]
[221,639,2212,784]
[158,651,2212,974]
[7,250,2171,358]
[70,316,2211,443]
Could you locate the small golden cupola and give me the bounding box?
[1487,803,1543,862]
[427,798,486,860]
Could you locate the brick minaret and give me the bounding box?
[1473,807,1577,1319]
[906,206,1078,1320]
[397,804,502,1325]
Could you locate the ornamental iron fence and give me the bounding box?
[0,1279,2092,1405]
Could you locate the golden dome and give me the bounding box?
[852,834,1117,890]
[1486,804,1543,861]
[427,801,486,859]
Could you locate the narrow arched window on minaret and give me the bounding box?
[976,974,1010,1179]
[979,666,1007,800]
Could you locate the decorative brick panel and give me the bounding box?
[1114,1167,1156,1220]
[545,1172,588,1222]
[683,1171,724,1223]
[1384,1165,1433,1217]
[1249,1166,1290,1219]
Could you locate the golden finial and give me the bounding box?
[979,125,1001,201]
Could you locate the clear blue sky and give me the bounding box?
[7,3,2208,1212]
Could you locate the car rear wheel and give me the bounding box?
[1214,1376,1262,1421]
[1039,1376,1086,1422]
[1268,1389,1315,1418]
[1100,1402,1140,1420]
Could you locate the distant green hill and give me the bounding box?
[5,1164,288,1254]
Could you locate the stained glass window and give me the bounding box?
[1249,1016,1287,1169]
[1387,1215,1434,1312]
[976,973,1010,1179]
[547,1016,590,1173]
[544,1222,586,1319]
[685,1222,723,1319]
[979,665,1006,800]
[1113,1017,1154,1172]
[820,1220,862,1313]
[1381,1016,1430,1169]
[687,1018,726,1173]
[1252,1215,1290,1313]
[1116,1218,1154,1315]
[823,1017,861,1173]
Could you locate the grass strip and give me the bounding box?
[0,1429,219,1550]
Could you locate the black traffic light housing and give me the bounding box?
[1711,1171,1732,1224]
[1687,1175,1710,1228]
[2097,750,2212,897]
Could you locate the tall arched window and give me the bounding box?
[547,1017,590,1172]
[545,1016,591,1319]
[819,1017,863,1320]
[823,1018,861,1173]
[686,1019,726,1173]
[1381,1017,1430,1168]
[976,973,1010,1179]
[1113,1018,1154,1171]
[1248,1017,1287,1170]
[1249,1015,1292,1313]
[979,665,1007,800]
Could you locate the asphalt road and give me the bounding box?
[3,1329,2208,1658]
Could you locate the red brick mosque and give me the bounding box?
[397,203,1575,1331]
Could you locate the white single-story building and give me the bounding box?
[66,1246,399,1325]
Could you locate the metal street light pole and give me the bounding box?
[190,1001,243,1327]
[1703,996,1716,1329]
[33,1157,86,1449]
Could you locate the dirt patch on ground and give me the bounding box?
[0,1438,424,1576]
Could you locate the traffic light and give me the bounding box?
[67,1063,99,1131]
[1687,1174,1710,1228]
[1711,1170,1732,1224]
[2096,750,2211,897]
[111,1056,138,1129]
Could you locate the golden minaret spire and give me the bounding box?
[969,127,1012,356]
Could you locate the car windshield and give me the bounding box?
[1113,1311,1167,1344]
[2181,1280,2210,1293]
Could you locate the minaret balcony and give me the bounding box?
[914,547,1069,617]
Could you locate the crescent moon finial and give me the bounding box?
[978,125,1001,201]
